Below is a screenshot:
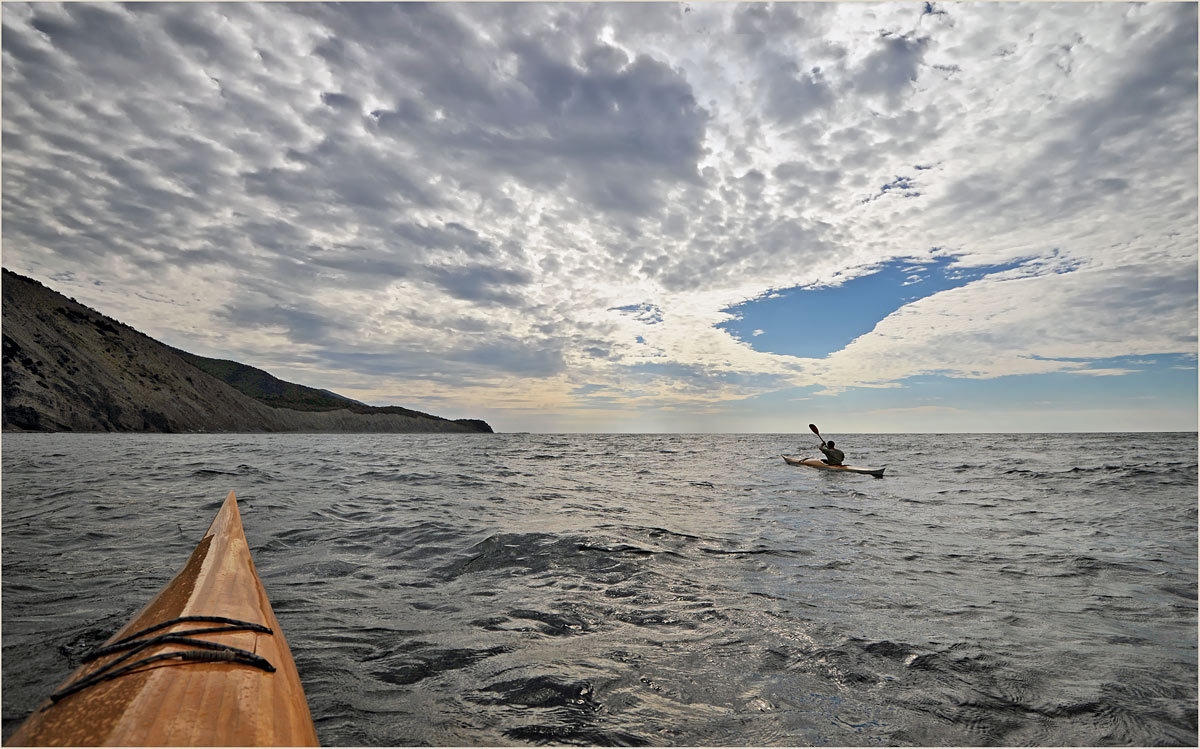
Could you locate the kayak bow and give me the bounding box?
[8,491,319,747]
[782,454,886,478]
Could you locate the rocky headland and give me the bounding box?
[2,268,493,434]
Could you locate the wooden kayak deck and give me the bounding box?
[7,491,318,747]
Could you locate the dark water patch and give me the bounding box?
[477,674,598,709]
[603,587,639,599]
[905,645,1004,677]
[577,542,658,556]
[355,470,441,483]
[191,468,238,477]
[264,526,327,546]
[508,608,595,636]
[471,672,654,745]
[699,546,815,558]
[1158,584,1198,601]
[189,463,273,480]
[613,609,695,629]
[280,559,362,578]
[502,723,649,746]
[436,532,658,581]
[372,645,509,686]
[611,525,710,554]
[55,627,114,668]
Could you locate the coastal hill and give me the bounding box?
[2,268,492,433]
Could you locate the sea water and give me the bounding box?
[2,432,1196,746]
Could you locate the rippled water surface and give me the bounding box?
[3,432,1196,746]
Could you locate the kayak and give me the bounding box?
[7,491,319,747]
[782,455,886,478]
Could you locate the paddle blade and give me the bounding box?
[808,423,821,436]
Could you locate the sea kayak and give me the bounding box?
[782,455,886,478]
[7,491,319,747]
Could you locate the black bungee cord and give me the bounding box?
[46,616,276,708]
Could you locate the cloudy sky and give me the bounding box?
[3,1,1196,433]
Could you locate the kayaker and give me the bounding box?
[819,440,845,466]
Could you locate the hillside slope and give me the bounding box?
[2,269,492,433]
[171,349,491,431]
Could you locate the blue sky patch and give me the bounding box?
[898,352,1198,411]
[1025,353,1198,370]
[717,255,1029,359]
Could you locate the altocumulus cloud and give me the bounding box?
[2,1,1195,429]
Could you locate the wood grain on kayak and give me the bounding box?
[7,491,318,747]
